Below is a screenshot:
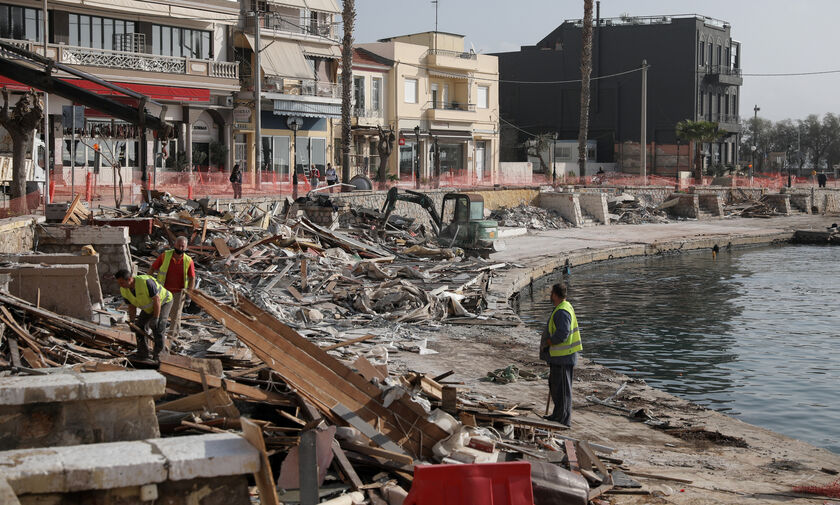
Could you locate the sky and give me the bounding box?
[354,0,840,122]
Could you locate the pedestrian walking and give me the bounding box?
[148,236,196,341]
[230,163,243,198]
[325,163,338,192]
[115,269,173,362]
[540,283,582,426]
[310,164,320,190]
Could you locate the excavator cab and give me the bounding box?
[439,193,499,251]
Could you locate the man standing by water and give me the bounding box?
[540,283,582,426]
[149,236,195,342]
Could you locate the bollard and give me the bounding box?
[85,172,93,204]
[49,179,55,202]
[187,183,193,200]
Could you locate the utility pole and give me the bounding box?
[43,0,50,205]
[254,9,262,189]
[640,60,647,185]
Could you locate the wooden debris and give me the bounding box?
[241,417,281,505]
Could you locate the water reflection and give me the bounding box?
[518,245,840,453]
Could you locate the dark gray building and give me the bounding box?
[495,14,742,176]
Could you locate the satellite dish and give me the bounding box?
[287,116,304,131]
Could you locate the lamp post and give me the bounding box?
[676,138,681,186]
[551,132,558,184]
[413,125,420,189]
[751,105,760,180]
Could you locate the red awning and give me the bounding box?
[0,76,209,102]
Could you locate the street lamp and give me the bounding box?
[676,138,681,186]
[752,104,760,179]
[413,125,421,189]
[551,132,558,184]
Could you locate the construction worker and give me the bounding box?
[540,283,582,426]
[115,269,173,361]
[149,236,195,340]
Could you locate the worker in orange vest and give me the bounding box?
[149,236,196,341]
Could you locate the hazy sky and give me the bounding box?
[355,0,840,122]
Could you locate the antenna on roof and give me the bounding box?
[431,0,439,51]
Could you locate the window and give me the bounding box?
[150,24,212,59]
[698,39,704,66]
[371,77,382,111]
[477,85,489,109]
[353,76,365,111]
[699,92,704,117]
[404,78,417,104]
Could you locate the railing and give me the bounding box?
[264,77,339,98]
[353,107,384,118]
[425,100,475,112]
[0,38,238,79]
[426,48,477,60]
[264,14,332,38]
[568,14,730,29]
[705,65,742,76]
[711,113,740,124]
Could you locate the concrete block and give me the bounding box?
[149,433,260,481]
[0,264,93,320]
[698,194,725,217]
[539,192,582,226]
[0,371,165,406]
[579,193,610,224]
[1,253,103,306]
[0,447,66,495]
[0,216,42,254]
[661,194,699,219]
[60,441,167,492]
[761,194,792,215]
[36,225,130,246]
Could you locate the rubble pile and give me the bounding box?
[490,204,570,230]
[0,192,646,504]
[607,193,671,224]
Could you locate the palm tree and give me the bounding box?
[577,0,594,177]
[340,0,355,187]
[676,119,720,181]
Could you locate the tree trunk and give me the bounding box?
[340,0,355,189]
[10,133,27,213]
[577,0,594,178]
[694,142,703,181]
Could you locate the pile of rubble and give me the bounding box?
[490,204,570,230]
[0,193,645,504]
[607,193,671,224]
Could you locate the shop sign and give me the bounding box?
[233,106,252,123]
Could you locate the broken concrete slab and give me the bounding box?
[148,433,260,481]
[0,253,104,307]
[0,264,94,320]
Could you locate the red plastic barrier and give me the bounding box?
[404,462,534,505]
[85,172,93,204]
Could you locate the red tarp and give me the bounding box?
[0,76,209,102]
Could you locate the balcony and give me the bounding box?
[710,113,741,133]
[262,77,339,98]
[263,14,333,39]
[425,48,479,71]
[0,38,238,80]
[704,65,743,86]
[424,100,475,122]
[352,106,384,127]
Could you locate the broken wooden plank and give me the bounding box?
[158,362,292,405]
[353,356,387,382]
[322,334,377,351]
[7,336,21,368]
[564,440,580,474]
[157,387,239,418]
[213,237,232,257]
[332,403,409,457]
[340,441,414,466]
[622,470,693,484]
[241,417,281,505]
[577,440,612,485]
[588,483,615,501]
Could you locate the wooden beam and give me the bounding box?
[241,417,280,505]
[158,362,292,405]
[322,334,377,351]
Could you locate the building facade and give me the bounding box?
[496,14,742,176]
[234,0,341,186]
[0,0,241,183]
[358,31,500,185]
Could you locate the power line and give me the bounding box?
[741,69,840,77]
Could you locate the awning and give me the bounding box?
[429,129,473,140]
[300,42,341,59]
[82,0,158,15]
[273,0,307,7]
[0,76,209,102]
[244,34,312,79]
[170,6,239,23]
[428,69,471,80]
[303,0,340,13]
[274,99,340,118]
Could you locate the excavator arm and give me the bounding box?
[381,187,442,235]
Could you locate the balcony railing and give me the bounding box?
[426,48,477,60]
[711,113,740,124]
[264,77,339,98]
[0,38,238,79]
[425,100,475,112]
[353,106,384,118]
[263,14,332,38]
[706,65,742,76]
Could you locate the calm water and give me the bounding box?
[519,245,840,454]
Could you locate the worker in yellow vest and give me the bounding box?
[540,283,582,426]
[149,236,195,340]
[115,269,173,361]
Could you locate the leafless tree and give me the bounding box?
[0,87,43,213]
[376,125,395,186]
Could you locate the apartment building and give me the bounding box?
[235,0,341,183]
[496,14,742,176]
[0,0,241,178]
[358,31,499,184]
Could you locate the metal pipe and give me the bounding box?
[254,10,262,189]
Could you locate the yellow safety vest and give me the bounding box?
[121,274,172,314]
[157,249,193,290]
[547,300,582,357]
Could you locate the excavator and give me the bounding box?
[0,39,175,203]
[381,187,504,256]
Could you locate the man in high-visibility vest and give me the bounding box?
[149,236,195,339]
[540,283,582,426]
[115,269,174,361]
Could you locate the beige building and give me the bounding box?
[235,0,341,184]
[356,31,500,185]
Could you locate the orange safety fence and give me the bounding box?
[793,478,840,499]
